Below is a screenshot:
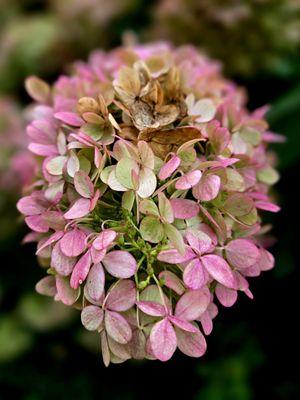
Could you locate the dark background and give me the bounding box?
[0,1,299,399]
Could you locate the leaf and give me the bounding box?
[169,199,199,219]
[175,326,207,357]
[149,318,177,361]
[158,154,181,180]
[183,258,207,290]
[106,280,136,312]
[225,239,259,269]
[105,310,132,344]
[85,263,105,301]
[201,254,236,289]
[163,223,185,255]
[81,306,103,331]
[102,250,137,278]
[70,251,92,289]
[60,229,86,257]
[140,216,164,243]
[175,288,210,321]
[64,198,91,219]
[192,174,221,202]
[158,192,174,223]
[74,171,94,198]
[136,301,166,317]
[215,285,238,307]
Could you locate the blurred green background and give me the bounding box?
[0,1,299,399]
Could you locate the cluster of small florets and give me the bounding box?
[17,42,282,365]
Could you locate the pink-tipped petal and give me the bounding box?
[81,306,103,331]
[168,316,198,333]
[85,262,105,302]
[175,326,207,358]
[183,258,208,290]
[93,230,117,250]
[158,247,196,264]
[215,284,238,307]
[192,174,221,201]
[70,251,92,289]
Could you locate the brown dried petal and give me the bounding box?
[77,97,100,115]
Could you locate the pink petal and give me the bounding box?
[90,247,106,264]
[201,254,236,289]
[81,305,103,331]
[54,112,83,127]
[175,170,202,190]
[183,258,208,290]
[198,311,213,335]
[36,231,64,255]
[17,195,45,216]
[74,171,94,199]
[93,230,117,250]
[55,276,80,306]
[175,288,210,321]
[51,242,76,276]
[169,199,200,219]
[158,247,196,264]
[225,239,260,269]
[158,154,181,180]
[60,229,86,257]
[85,262,105,301]
[102,250,137,278]
[35,276,56,297]
[192,174,221,201]
[25,215,49,233]
[150,318,177,361]
[70,251,92,289]
[255,201,280,213]
[106,280,136,312]
[185,229,212,254]
[89,188,100,211]
[28,143,58,157]
[136,301,166,317]
[105,310,132,344]
[256,248,275,271]
[64,198,91,219]
[175,326,207,357]
[215,284,238,307]
[158,271,185,295]
[168,316,198,333]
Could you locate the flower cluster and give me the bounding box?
[17,42,282,365]
[148,0,300,75]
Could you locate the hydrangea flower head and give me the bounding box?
[18,42,282,365]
